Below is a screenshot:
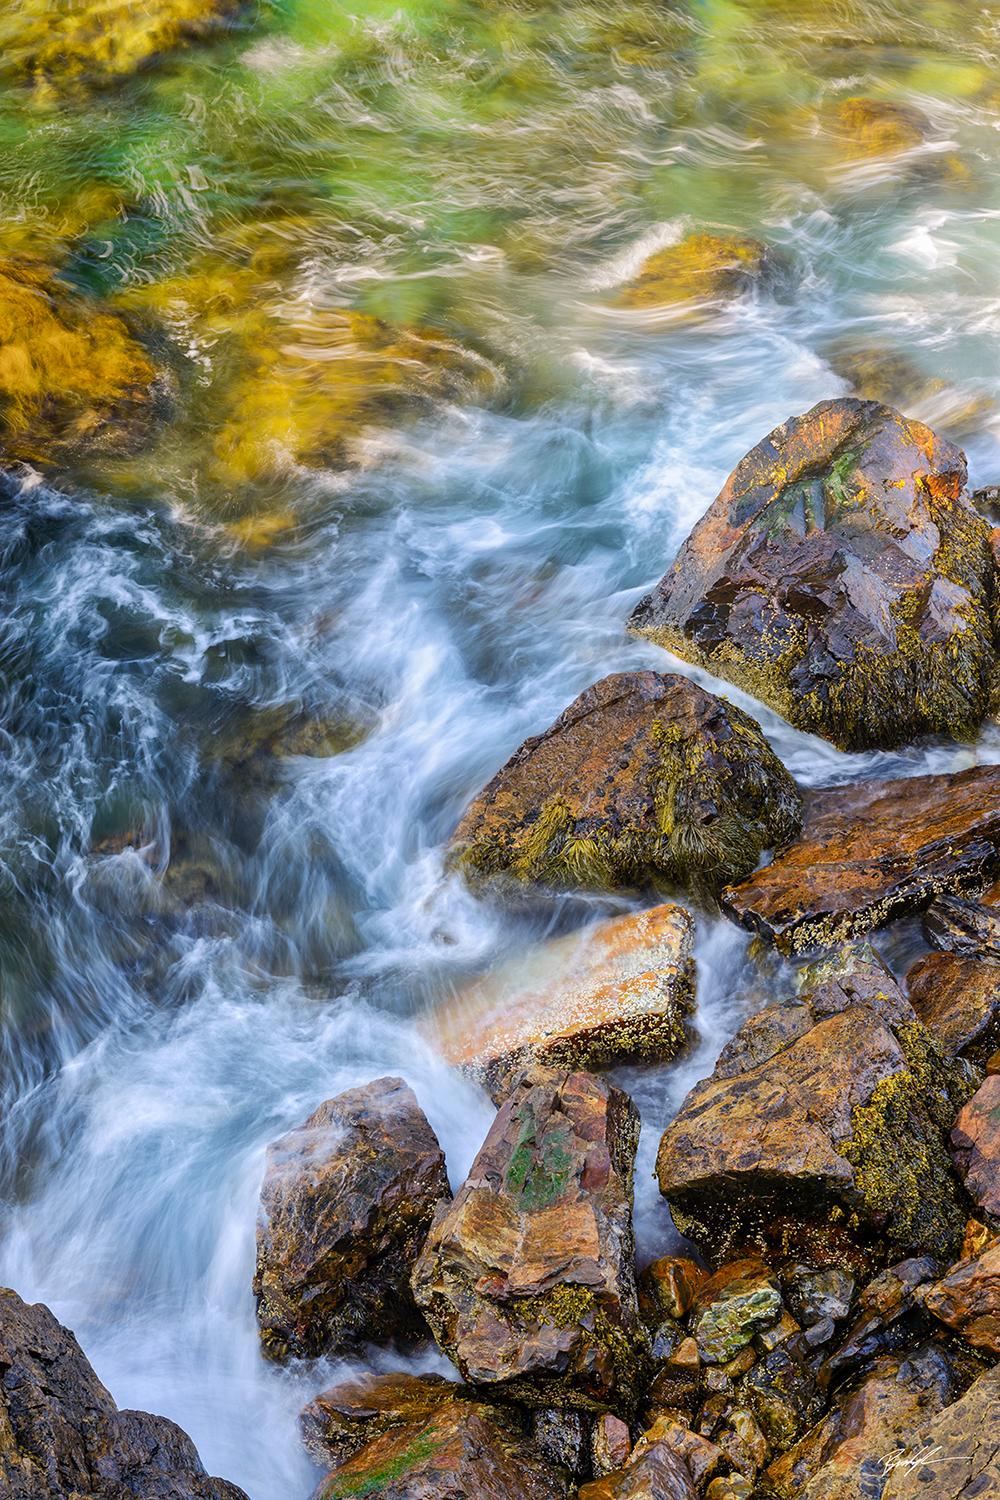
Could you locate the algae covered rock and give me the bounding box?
[834,97,929,156]
[411,1065,650,1414]
[618,233,778,310]
[450,672,801,898]
[628,398,998,753]
[691,1262,782,1364]
[299,1373,469,1471]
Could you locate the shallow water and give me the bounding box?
[3,0,1000,1494]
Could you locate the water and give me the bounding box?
[3,0,1000,1494]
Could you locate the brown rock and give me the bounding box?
[905,950,1000,1065]
[881,1367,1000,1498]
[448,672,802,897]
[411,1066,650,1413]
[717,1407,769,1478]
[310,1400,571,1500]
[923,892,1000,957]
[921,1242,1000,1353]
[617,233,777,309]
[627,398,996,753]
[820,1257,941,1387]
[638,1257,707,1325]
[578,1441,698,1500]
[299,1372,465,1470]
[254,1076,451,1361]
[632,1418,725,1489]
[951,1075,1000,1220]
[422,905,695,1099]
[835,97,928,156]
[721,766,1000,956]
[0,1286,246,1498]
[592,1414,632,1476]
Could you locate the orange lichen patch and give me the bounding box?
[0,255,157,461]
[834,97,928,156]
[618,233,774,309]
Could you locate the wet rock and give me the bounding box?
[656,949,978,1264]
[578,1440,698,1500]
[784,1267,855,1328]
[691,1262,782,1364]
[881,1366,1000,1498]
[722,765,1000,956]
[448,672,802,897]
[531,1408,590,1479]
[706,1478,752,1500]
[632,1418,725,1490]
[299,1372,466,1470]
[423,904,696,1099]
[835,97,929,156]
[412,1065,650,1413]
[920,1241,1000,1353]
[310,1400,572,1500]
[253,1076,451,1361]
[617,233,778,310]
[820,1257,940,1387]
[627,398,997,753]
[905,951,1000,1066]
[923,892,1000,958]
[592,1413,632,1476]
[716,1406,769,1479]
[0,1286,246,1498]
[638,1257,708,1326]
[951,1075,1000,1220]
[646,1339,701,1415]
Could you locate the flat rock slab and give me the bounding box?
[951,1075,1000,1218]
[722,765,1000,956]
[882,1368,1000,1498]
[423,904,695,1096]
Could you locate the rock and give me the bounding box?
[592,1414,632,1476]
[448,672,802,897]
[656,947,979,1264]
[411,1066,650,1414]
[299,1373,465,1470]
[310,1400,572,1500]
[835,97,928,156]
[881,1367,1000,1498]
[647,1340,701,1416]
[631,1418,725,1490]
[905,951,1000,1065]
[722,765,1000,956]
[627,398,997,753]
[531,1409,590,1479]
[253,1076,451,1361]
[923,893,1000,958]
[423,904,696,1099]
[820,1257,940,1387]
[717,1407,769,1479]
[920,1241,1000,1353]
[706,1478,752,1500]
[578,1440,698,1500]
[691,1262,782,1364]
[951,1075,1000,1220]
[617,233,778,309]
[784,1267,854,1328]
[638,1257,708,1326]
[0,1286,246,1498]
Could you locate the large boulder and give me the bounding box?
[253,1076,451,1361]
[411,1066,650,1414]
[920,1240,1000,1353]
[655,946,979,1265]
[449,672,801,897]
[721,765,1000,956]
[881,1367,1000,1498]
[299,1373,468,1471]
[0,1287,246,1498]
[422,904,695,1099]
[627,399,998,752]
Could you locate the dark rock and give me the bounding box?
[923,892,1000,957]
[299,1373,466,1471]
[784,1267,855,1328]
[820,1258,941,1388]
[905,951,1000,1066]
[0,1287,246,1498]
[627,398,997,753]
[448,672,801,897]
[951,1076,1000,1220]
[411,1066,650,1413]
[721,766,1000,956]
[254,1076,451,1361]
[920,1241,1000,1353]
[881,1366,1000,1498]
[531,1408,591,1479]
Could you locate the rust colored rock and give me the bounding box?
[0,1287,246,1498]
[411,1066,650,1413]
[299,1372,465,1470]
[592,1413,632,1476]
[921,1242,1000,1354]
[449,672,801,897]
[627,398,997,753]
[721,765,1000,956]
[638,1257,707,1326]
[632,1419,725,1490]
[905,950,1000,1065]
[254,1076,451,1361]
[578,1441,698,1500]
[310,1400,572,1500]
[881,1367,1000,1499]
[423,904,695,1099]
[951,1075,1000,1220]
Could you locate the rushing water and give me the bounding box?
[4,0,1000,1494]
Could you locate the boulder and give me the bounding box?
[721,765,1000,956]
[448,672,801,897]
[299,1373,466,1470]
[309,1400,572,1500]
[881,1367,1000,1498]
[905,951,1000,1066]
[423,904,695,1099]
[627,398,998,753]
[411,1066,650,1413]
[656,946,979,1264]
[253,1076,451,1361]
[617,233,778,309]
[0,1286,246,1498]
[951,1076,1000,1219]
[920,1241,1000,1353]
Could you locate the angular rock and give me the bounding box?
[638,1257,707,1326]
[449,672,801,897]
[299,1372,465,1470]
[881,1367,1000,1498]
[784,1267,854,1329]
[531,1409,590,1479]
[579,1441,698,1500]
[592,1413,631,1476]
[254,1076,451,1361]
[628,398,998,753]
[905,951,1000,1065]
[631,1419,725,1489]
[923,893,1000,958]
[656,948,978,1264]
[920,1242,1000,1353]
[0,1287,246,1498]
[411,1066,650,1413]
[820,1257,940,1387]
[952,1077,1000,1219]
[423,904,696,1099]
[722,765,1000,956]
[310,1400,572,1500]
[690,1262,782,1365]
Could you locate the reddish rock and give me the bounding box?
[628,398,996,753]
[631,1419,725,1490]
[721,765,1000,956]
[881,1367,1000,1498]
[578,1441,698,1500]
[411,1066,650,1413]
[254,1076,451,1361]
[905,951,1000,1065]
[638,1257,707,1326]
[921,1241,1000,1353]
[592,1413,632,1476]
[0,1287,246,1498]
[951,1075,1000,1219]
[299,1372,465,1470]
[423,905,695,1099]
[449,672,801,896]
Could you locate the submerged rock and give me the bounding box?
[951,1077,1000,1222]
[905,951,1000,1066]
[617,233,778,310]
[721,765,1000,956]
[450,672,801,898]
[0,1287,246,1497]
[834,97,929,156]
[423,903,695,1098]
[253,1076,451,1361]
[627,399,998,753]
[411,1065,650,1413]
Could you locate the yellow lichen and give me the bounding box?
[618,233,775,309]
